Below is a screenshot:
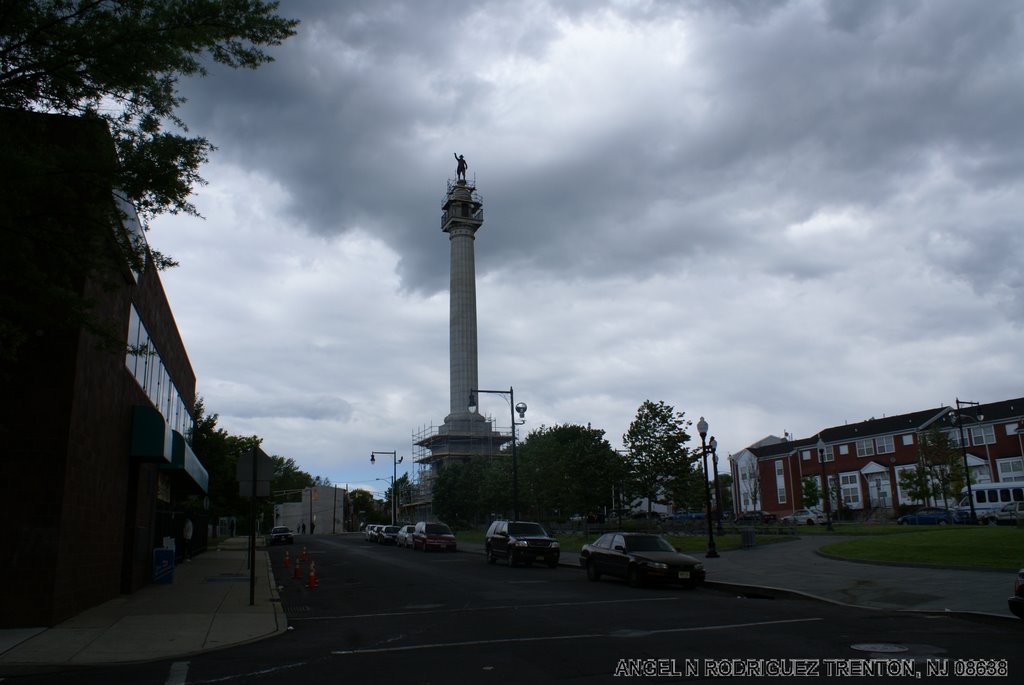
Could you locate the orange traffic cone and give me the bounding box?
[300,546,308,562]
[293,560,301,580]
[306,561,318,589]
[283,551,290,568]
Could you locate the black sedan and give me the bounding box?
[580,532,705,588]
[1010,569,1024,619]
[265,526,294,545]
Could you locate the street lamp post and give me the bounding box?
[469,387,527,520]
[710,436,723,535]
[817,437,833,532]
[949,398,983,525]
[696,417,719,558]
[371,450,403,525]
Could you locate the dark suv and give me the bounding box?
[485,520,560,568]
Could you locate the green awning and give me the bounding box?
[162,430,209,494]
[130,405,173,464]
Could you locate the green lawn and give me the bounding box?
[819,526,1024,569]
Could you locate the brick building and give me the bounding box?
[0,109,207,628]
[730,397,1024,521]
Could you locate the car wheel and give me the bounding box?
[585,560,601,582]
[806,519,814,526]
[486,545,496,564]
[627,565,643,588]
[985,517,997,526]
[547,559,558,569]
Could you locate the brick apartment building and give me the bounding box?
[0,109,208,628]
[730,397,1024,520]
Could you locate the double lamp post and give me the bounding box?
[469,387,526,521]
[370,450,403,525]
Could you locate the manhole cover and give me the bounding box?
[850,643,909,653]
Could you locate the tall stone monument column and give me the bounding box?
[442,178,485,429]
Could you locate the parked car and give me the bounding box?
[781,509,826,525]
[896,507,957,525]
[396,524,415,547]
[484,520,560,568]
[377,525,400,544]
[735,510,777,524]
[412,521,457,552]
[1010,569,1024,619]
[579,532,705,588]
[982,502,1024,526]
[265,526,294,546]
[364,524,381,542]
[670,510,705,521]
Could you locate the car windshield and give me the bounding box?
[384,526,399,533]
[624,535,674,553]
[426,524,452,534]
[272,527,289,534]
[509,523,547,536]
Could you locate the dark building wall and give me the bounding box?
[0,109,199,627]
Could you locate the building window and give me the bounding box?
[801,449,811,461]
[997,457,1024,483]
[856,439,874,458]
[970,425,996,446]
[775,460,786,504]
[838,444,849,456]
[840,473,861,507]
[946,429,963,447]
[901,434,914,446]
[875,435,894,455]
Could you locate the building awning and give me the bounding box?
[859,461,890,476]
[160,430,209,494]
[130,405,173,464]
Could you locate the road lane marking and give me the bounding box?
[330,617,824,655]
[187,661,307,684]
[292,596,679,622]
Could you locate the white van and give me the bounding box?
[956,482,1024,518]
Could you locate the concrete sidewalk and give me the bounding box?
[0,538,286,673]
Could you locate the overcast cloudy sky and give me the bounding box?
[149,0,1024,497]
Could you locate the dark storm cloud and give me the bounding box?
[172,0,1024,311]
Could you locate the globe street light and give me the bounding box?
[817,437,833,532]
[371,450,403,525]
[710,436,723,535]
[469,387,526,520]
[696,417,719,558]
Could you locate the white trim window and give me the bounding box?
[901,434,914,446]
[840,473,861,508]
[856,439,874,458]
[775,460,786,504]
[838,444,849,456]
[969,425,996,446]
[875,435,894,455]
[997,457,1024,483]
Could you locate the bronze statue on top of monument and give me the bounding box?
[454,153,467,181]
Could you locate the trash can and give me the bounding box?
[153,548,175,583]
[740,527,756,549]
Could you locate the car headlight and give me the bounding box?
[550,541,560,548]
[643,561,668,570]
[693,563,704,572]
[513,539,529,547]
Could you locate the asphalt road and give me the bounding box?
[14,535,1024,684]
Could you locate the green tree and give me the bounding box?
[801,475,821,509]
[517,424,623,520]
[431,459,485,528]
[349,489,377,528]
[0,1,298,363]
[917,426,964,508]
[622,400,695,517]
[1,0,298,221]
